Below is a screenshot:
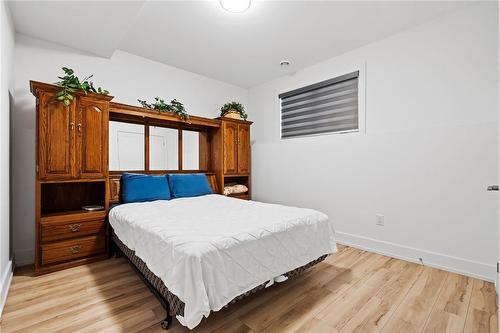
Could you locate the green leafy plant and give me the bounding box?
[55,67,109,106]
[137,97,189,120]
[220,101,247,120]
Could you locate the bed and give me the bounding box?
[109,193,336,330]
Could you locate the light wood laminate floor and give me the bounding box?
[0,245,497,333]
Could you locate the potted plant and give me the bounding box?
[55,67,109,106]
[220,102,247,120]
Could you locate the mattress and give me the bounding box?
[109,194,336,329]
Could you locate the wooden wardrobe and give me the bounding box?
[30,81,253,274]
[31,81,112,275]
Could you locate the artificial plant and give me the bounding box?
[220,101,247,120]
[138,97,189,120]
[55,67,109,106]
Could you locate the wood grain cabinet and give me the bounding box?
[212,118,253,200]
[37,90,110,180]
[223,121,238,174]
[31,81,112,275]
[37,91,76,180]
[236,124,250,174]
[77,97,109,178]
[222,121,250,176]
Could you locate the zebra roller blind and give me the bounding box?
[279,71,359,139]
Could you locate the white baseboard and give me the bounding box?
[0,260,13,318]
[14,248,34,266]
[496,273,499,295]
[336,231,496,282]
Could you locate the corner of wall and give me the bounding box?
[0,260,13,318]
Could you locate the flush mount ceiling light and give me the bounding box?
[220,0,251,13]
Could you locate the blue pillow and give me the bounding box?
[121,173,171,203]
[168,174,213,198]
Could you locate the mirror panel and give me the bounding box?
[109,121,145,171]
[182,130,200,170]
[150,126,179,170]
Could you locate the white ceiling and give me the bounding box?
[8,1,470,88]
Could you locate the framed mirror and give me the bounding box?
[109,121,145,171]
[182,130,199,170]
[150,126,179,170]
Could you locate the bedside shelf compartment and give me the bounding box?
[41,218,105,242]
[41,235,106,265]
[41,181,105,216]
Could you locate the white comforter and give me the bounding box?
[109,194,336,329]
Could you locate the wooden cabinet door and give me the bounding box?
[223,121,238,174]
[237,124,250,174]
[76,97,108,178]
[38,92,76,180]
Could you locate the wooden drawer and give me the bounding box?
[41,235,106,265]
[41,219,105,242]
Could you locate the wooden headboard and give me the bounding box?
[109,173,219,204]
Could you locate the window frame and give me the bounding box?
[279,63,366,140]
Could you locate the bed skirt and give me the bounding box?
[112,231,328,318]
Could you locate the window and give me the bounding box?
[279,71,359,139]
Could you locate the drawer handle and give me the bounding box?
[70,245,82,254]
[68,223,82,232]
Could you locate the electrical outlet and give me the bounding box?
[376,214,384,226]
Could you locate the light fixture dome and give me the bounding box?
[220,0,251,13]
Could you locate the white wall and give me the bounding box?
[12,35,248,265]
[249,2,499,281]
[0,0,15,317]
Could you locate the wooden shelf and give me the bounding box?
[110,102,221,128]
[40,178,106,184]
[41,210,106,222]
[216,117,253,125]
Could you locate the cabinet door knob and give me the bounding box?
[70,122,75,131]
[77,123,82,132]
[68,223,82,232]
[70,245,82,254]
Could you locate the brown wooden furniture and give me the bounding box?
[29,82,266,331]
[211,118,253,200]
[31,81,112,275]
[31,81,253,275]
[108,103,219,174]
[108,103,253,200]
